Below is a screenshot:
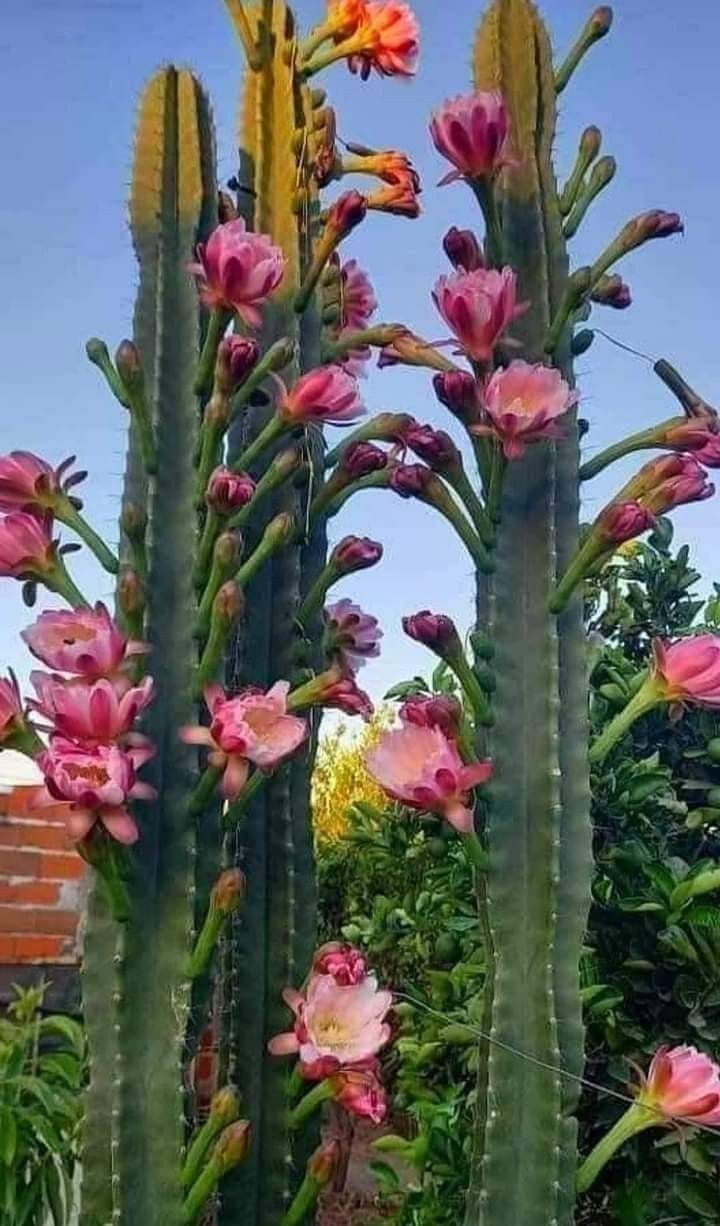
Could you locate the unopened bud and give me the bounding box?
[207,467,256,516]
[270,447,302,481]
[443,226,484,273]
[571,329,595,356]
[389,463,433,499]
[433,371,481,424]
[590,6,614,35]
[118,569,145,617]
[120,503,147,541]
[85,337,112,367]
[623,210,684,248]
[214,530,242,569]
[213,581,244,626]
[405,424,460,474]
[213,1120,251,1173]
[211,869,246,916]
[115,341,144,392]
[218,190,238,223]
[340,442,388,479]
[581,125,602,160]
[326,190,367,238]
[331,535,383,574]
[215,336,260,396]
[308,1140,340,1187]
[592,274,632,309]
[264,512,295,549]
[264,336,298,373]
[596,501,655,545]
[210,1086,242,1126]
[403,610,460,655]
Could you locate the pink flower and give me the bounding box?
[347,2,420,80]
[331,535,383,574]
[341,259,378,330]
[430,92,515,186]
[206,467,256,516]
[29,673,154,744]
[0,451,69,513]
[399,694,462,739]
[326,191,368,241]
[22,604,146,680]
[597,502,656,545]
[189,219,285,328]
[473,360,578,459]
[328,0,369,40]
[695,435,720,468]
[321,675,375,721]
[34,737,156,845]
[366,724,492,833]
[280,366,365,427]
[433,268,526,363]
[331,1066,389,1124]
[0,674,24,745]
[639,454,714,515]
[0,512,57,579]
[181,682,308,801]
[268,972,393,1070]
[325,598,383,674]
[638,1046,720,1125]
[443,226,484,272]
[652,636,720,710]
[313,942,368,986]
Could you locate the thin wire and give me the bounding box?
[593,328,656,366]
[393,991,720,1139]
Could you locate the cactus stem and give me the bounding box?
[231,411,286,472]
[46,556,90,609]
[485,444,506,522]
[223,769,267,830]
[194,510,221,588]
[189,766,223,817]
[57,500,120,575]
[287,1079,334,1130]
[576,1104,657,1194]
[554,7,614,95]
[588,674,663,764]
[578,418,685,481]
[224,0,264,70]
[186,905,228,980]
[469,181,504,266]
[195,309,230,396]
[562,157,617,239]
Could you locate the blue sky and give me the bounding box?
[1,0,719,708]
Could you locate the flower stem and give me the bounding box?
[576,1103,658,1194]
[445,468,495,547]
[300,30,369,78]
[549,533,606,614]
[589,676,664,765]
[462,832,489,871]
[47,558,90,609]
[193,510,221,590]
[57,501,119,575]
[450,651,494,728]
[579,419,682,481]
[287,1079,335,1130]
[281,1172,323,1226]
[231,412,286,473]
[223,770,267,830]
[181,1157,222,1224]
[189,766,223,817]
[194,308,229,397]
[182,1115,226,1191]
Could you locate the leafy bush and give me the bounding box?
[0,984,85,1225]
[317,526,720,1224]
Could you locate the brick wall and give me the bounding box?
[0,783,85,1007]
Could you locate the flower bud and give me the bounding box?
[596,501,655,545]
[270,447,302,481]
[214,530,242,570]
[590,5,614,35]
[405,424,460,475]
[326,190,368,239]
[340,442,388,479]
[591,274,632,309]
[213,1120,251,1173]
[120,503,147,541]
[433,371,481,424]
[213,581,245,627]
[625,210,684,246]
[217,190,239,223]
[389,463,433,499]
[214,336,260,395]
[115,340,144,392]
[308,1140,341,1187]
[399,693,462,738]
[581,125,602,160]
[331,535,383,574]
[206,467,256,516]
[402,610,460,654]
[443,226,484,273]
[264,512,295,549]
[209,1085,242,1125]
[118,569,145,618]
[211,868,246,916]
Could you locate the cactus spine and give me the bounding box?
[466,3,592,1222]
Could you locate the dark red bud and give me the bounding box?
[591,273,632,309]
[327,190,368,238]
[442,226,484,272]
[331,535,383,573]
[405,424,460,473]
[340,442,388,479]
[400,693,462,737]
[389,463,433,499]
[402,610,460,654]
[433,371,481,424]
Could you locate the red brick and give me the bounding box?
[0,907,79,937]
[39,853,85,881]
[0,934,67,962]
[0,881,61,906]
[0,822,71,852]
[0,848,41,877]
[0,787,68,820]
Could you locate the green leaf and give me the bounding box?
[368,1159,401,1193]
[670,868,720,911]
[675,1175,720,1217]
[0,1108,17,1165]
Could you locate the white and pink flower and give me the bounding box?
[472,360,578,459]
[268,972,392,1074]
[638,1045,720,1125]
[29,672,154,744]
[432,267,526,363]
[22,604,146,680]
[652,636,720,710]
[279,365,365,427]
[366,723,492,833]
[0,674,24,745]
[34,737,156,845]
[430,91,515,185]
[0,512,56,579]
[325,598,382,675]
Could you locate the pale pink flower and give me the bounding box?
[331,1065,389,1124]
[0,674,24,744]
[341,259,378,329]
[189,219,285,328]
[180,681,308,801]
[313,942,368,986]
[473,360,578,459]
[652,636,720,710]
[638,1045,720,1124]
[325,598,382,675]
[366,723,492,833]
[280,365,365,426]
[430,92,515,186]
[0,512,56,579]
[268,973,392,1071]
[432,267,527,362]
[29,673,154,744]
[347,2,420,80]
[22,604,146,680]
[34,737,156,845]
